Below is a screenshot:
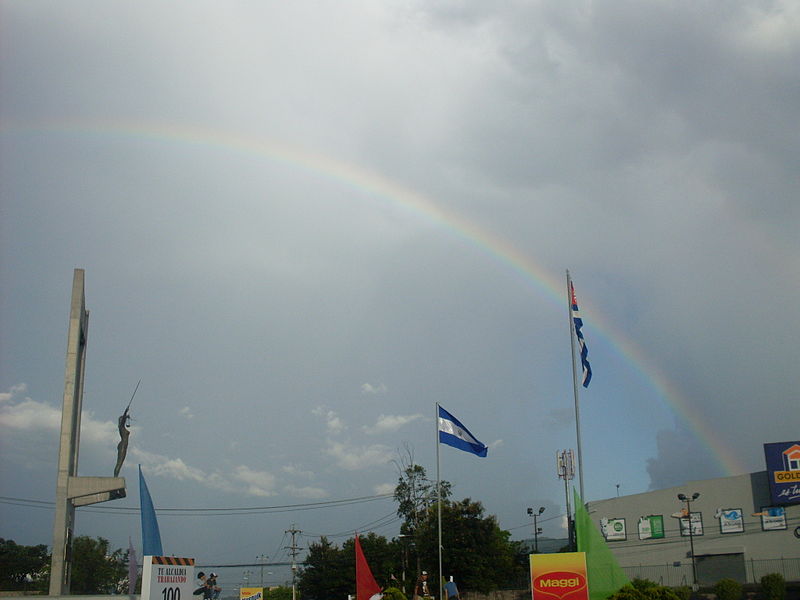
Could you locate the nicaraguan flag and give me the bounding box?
[570,282,592,388]
[139,465,163,556]
[438,405,488,457]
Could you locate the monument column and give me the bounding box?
[49,269,126,595]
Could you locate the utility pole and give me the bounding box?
[256,554,268,587]
[285,524,302,600]
[557,449,575,550]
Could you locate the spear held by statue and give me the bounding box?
[114,380,139,477]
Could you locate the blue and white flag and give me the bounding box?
[570,281,592,388]
[438,405,488,457]
[139,465,163,556]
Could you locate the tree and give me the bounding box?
[70,536,128,594]
[297,537,350,600]
[0,538,49,591]
[393,452,451,532]
[297,534,402,600]
[392,451,450,576]
[414,498,527,594]
[265,586,294,600]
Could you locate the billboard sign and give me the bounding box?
[764,441,800,505]
[679,513,703,536]
[600,518,626,541]
[141,556,195,600]
[638,515,664,540]
[240,588,264,600]
[531,552,589,600]
[717,508,744,534]
[755,506,787,531]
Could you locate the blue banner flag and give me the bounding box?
[139,465,163,556]
[570,281,592,388]
[438,405,488,457]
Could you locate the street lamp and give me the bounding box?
[677,493,700,588]
[527,507,545,553]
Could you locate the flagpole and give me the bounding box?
[566,270,586,503]
[436,403,443,600]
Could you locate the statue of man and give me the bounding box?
[114,407,130,477]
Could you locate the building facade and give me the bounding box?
[586,469,800,586]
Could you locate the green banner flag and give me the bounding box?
[574,488,630,600]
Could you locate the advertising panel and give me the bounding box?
[717,508,744,534]
[679,513,703,537]
[755,506,787,531]
[141,556,195,600]
[240,588,264,600]
[638,515,664,540]
[599,518,626,541]
[530,552,589,600]
[764,441,800,505]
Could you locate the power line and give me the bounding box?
[0,493,393,516]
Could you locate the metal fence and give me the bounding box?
[621,557,800,586]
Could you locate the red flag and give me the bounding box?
[355,535,381,600]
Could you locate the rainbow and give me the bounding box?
[3,118,748,478]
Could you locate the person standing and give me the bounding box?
[413,571,430,600]
[444,577,459,600]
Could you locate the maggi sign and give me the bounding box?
[530,553,589,600]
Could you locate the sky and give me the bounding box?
[1,0,799,590]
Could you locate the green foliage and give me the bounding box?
[607,584,646,600]
[713,578,742,600]
[264,585,293,600]
[70,536,128,594]
[0,538,50,591]
[297,534,402,600]
[414,498,526,594]
[608,579,682,600]
[382,586,408,600]
[672,585,692,600]
[394,459,451,537]
[760,573,786,600]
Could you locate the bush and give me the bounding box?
[760,573,785,600]
[607,580,682,600]
[608,584,646,600]
[714,579,742,600]
[382,587,407,600]
[672,585,692,600]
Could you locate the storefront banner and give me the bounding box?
[530,552,589,600]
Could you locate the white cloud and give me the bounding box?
[284,484,328,499]
[0,388,118,446]
[364,413,424,434]
[324,441,393,470]
[179,406,194,420]
[0,383,27,403]
[230,465,278,497]
[361,382,388,395]
[374,482,396,495]
[282,464,315,479]
[312,406,346,434]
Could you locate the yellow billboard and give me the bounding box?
[530,552,589,600]
[240,587,265,600]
